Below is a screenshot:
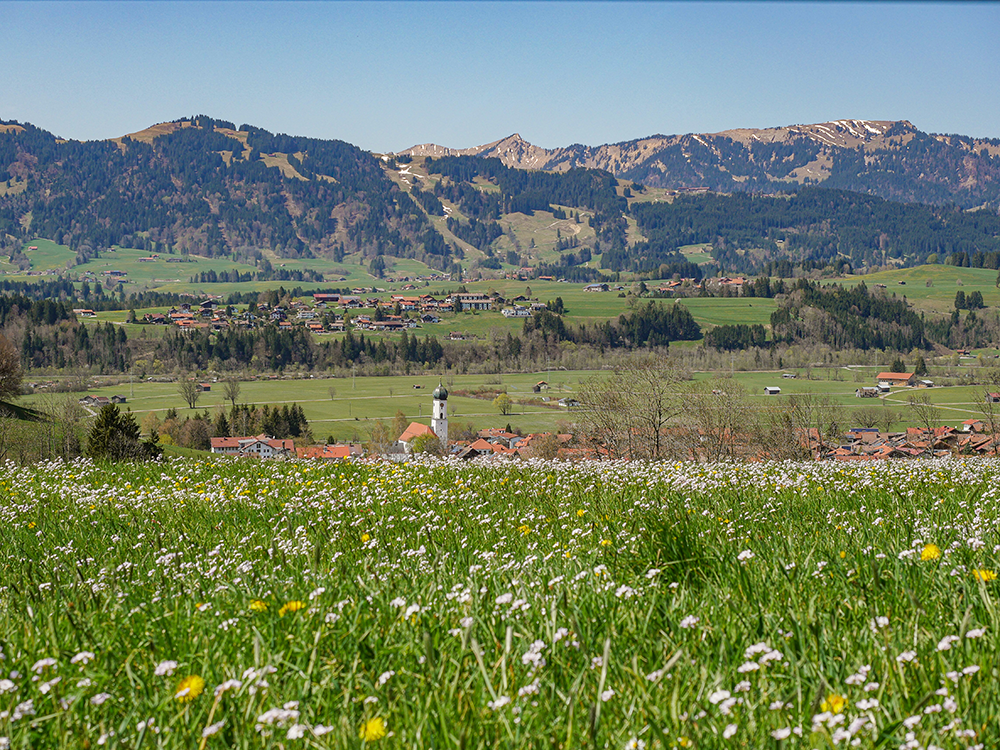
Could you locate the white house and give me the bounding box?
[501,306,531,318]
[210,434,294,458]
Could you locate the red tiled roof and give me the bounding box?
[398,422,435,443]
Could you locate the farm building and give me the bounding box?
[763,387,781,395]
[876,372,915,388]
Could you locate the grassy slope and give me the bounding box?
[838,265,1000,315]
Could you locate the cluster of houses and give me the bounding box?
[811,421,1000,461]
[392,423,578,460]
[133,290,549,334]
[764,372,935,399]
[209,434,296,459]
[583,277,745,296]
[78,394,127,409]
[204,427,578,462]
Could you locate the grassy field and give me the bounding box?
[2,457,999,748]
[25,361,1000,445]
[24,371,591,443]
[2,239,447,296]
[677,243,715,266]
[14,238,77,272]
[838,265,1000,316]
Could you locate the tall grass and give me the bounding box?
[0,456,997,748]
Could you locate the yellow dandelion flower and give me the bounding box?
[600,539,613,547]
[361,532,371,543]
[678,737,692,748]
[359,716,387,742]
[839,551,846,559]
[278,600,307,617]
[973,569,998,582]
[921,544,942,561]
[821,693,848,714]
[174,674,205,703]
[249,599,268,613]
[576,509,586,517]
[518,525,531,536]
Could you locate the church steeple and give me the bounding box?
[431,381,448,447]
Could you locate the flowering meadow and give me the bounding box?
[1,456,999,749]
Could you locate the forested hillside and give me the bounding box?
[630,189,1000,275]
[0,116,454,270]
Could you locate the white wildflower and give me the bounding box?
[487,695,511,711]
[31,658,56,674]
[202,721,225,738]
[70,652,95,666]
[154,660,178,677]
[937,635,960,651]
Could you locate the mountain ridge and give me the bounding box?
[4,114,1000,281]
[401,119,1000,208]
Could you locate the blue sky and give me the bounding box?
[3,2,998,151]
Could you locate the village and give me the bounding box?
[73,289,559,337]
[103,368,1000,464]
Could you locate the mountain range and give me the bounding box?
[2,115,1000,278]
[402,119,1000,208]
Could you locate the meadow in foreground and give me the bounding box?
[1,456,998,749]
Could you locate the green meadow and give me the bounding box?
[28,371,589,443]
[27,362,1000,444]
[840,265,1000,315]
[2,457,999,748]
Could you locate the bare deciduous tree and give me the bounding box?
[527,433,561,460]
[223,376,241,409]
[907,394,939,433]
[876,406,901,434]
[367,421,394,455]
[683,378,751,461]
[179,379,201,409]
[853,405,883,429]
[578,355,688,460]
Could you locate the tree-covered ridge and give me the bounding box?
[0,116,455,270]
[630,188,1000,275]
[424,156,629,258]
[770,280,926,351]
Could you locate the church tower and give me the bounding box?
[431,382,448,447]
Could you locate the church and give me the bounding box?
[396,383,448,454]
